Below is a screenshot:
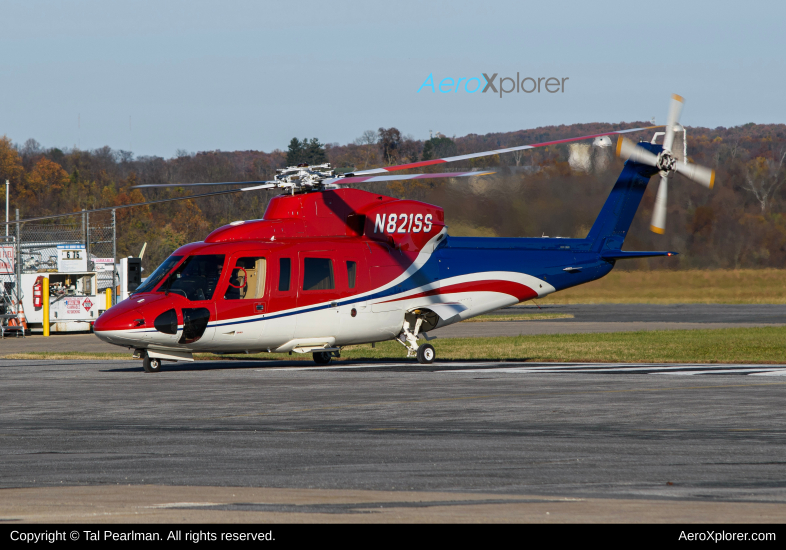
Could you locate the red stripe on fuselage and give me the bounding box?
[380,279,537,303]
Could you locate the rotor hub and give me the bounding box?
[274,163,338,193]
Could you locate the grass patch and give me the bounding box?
[462,313,573,322]
[337,327,786,363]
[536,268,786,304]
[4,326,786,364]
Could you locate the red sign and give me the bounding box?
[82,298,93,312]
[0,246,13,275]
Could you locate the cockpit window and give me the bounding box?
[132,255,182,295]
[158,254,226,301]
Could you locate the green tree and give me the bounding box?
[286,137,326,166]
[304,138,327,165]
[421,136,456,161]
[286,138,303,166]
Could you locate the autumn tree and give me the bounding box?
[0,135,23,186]
[3,119,786,274]
[742,153,786,213]
[20,158,70,213]
[351,130,379,169]
[378,127,402,164]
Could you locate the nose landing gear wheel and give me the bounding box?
[142,352,162,373]
[313,351,332,365]
[417,343,435,364]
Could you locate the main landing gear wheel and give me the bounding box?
[142,351,162,373]
[313,351,332,365]
[417,343,435,364]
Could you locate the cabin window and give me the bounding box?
[346,261,357,289]
[223,257,266,300]
[278,258,291,291]
[133,255,182,294]
[303,258,334,291]
[158,254,225,301]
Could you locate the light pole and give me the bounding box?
[5,179,8,237]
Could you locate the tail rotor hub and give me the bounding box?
[614,93,716,234]
[656,151,677,174]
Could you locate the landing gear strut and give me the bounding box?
[396,313,437,364]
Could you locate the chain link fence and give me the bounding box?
[19,219,115,292]
[1,212,117,330]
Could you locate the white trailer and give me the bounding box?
[19,244,110,333]
[21,271,107,333]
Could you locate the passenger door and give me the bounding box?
[213,253,268,348]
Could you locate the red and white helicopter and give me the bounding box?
[87,95,713,372]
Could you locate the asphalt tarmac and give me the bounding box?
[2,356,786,522]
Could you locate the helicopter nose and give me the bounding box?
[94,305,145,332]
[94,301,148,345]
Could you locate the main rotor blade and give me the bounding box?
[325,171,494,185]
[675,162,715,189]
[132,180,278,189]
[662,94,684,153]
[0,184,277,226]
[650,175,669,234]
[353,125,663,175]
[616,137,659,167]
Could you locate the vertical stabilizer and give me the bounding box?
[585,142,661,251]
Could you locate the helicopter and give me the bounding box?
[85,94,714,372]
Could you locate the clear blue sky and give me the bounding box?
[1,0,783,157]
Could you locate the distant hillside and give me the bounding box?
[1,120,785,272]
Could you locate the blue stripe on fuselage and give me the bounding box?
[209,237,610,329]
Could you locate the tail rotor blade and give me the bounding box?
[616,137,658,167]
[662,94,685,153]
[675,162,715,189]
[650,175,669,234]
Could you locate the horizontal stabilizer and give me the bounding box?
[600,251,678,260]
